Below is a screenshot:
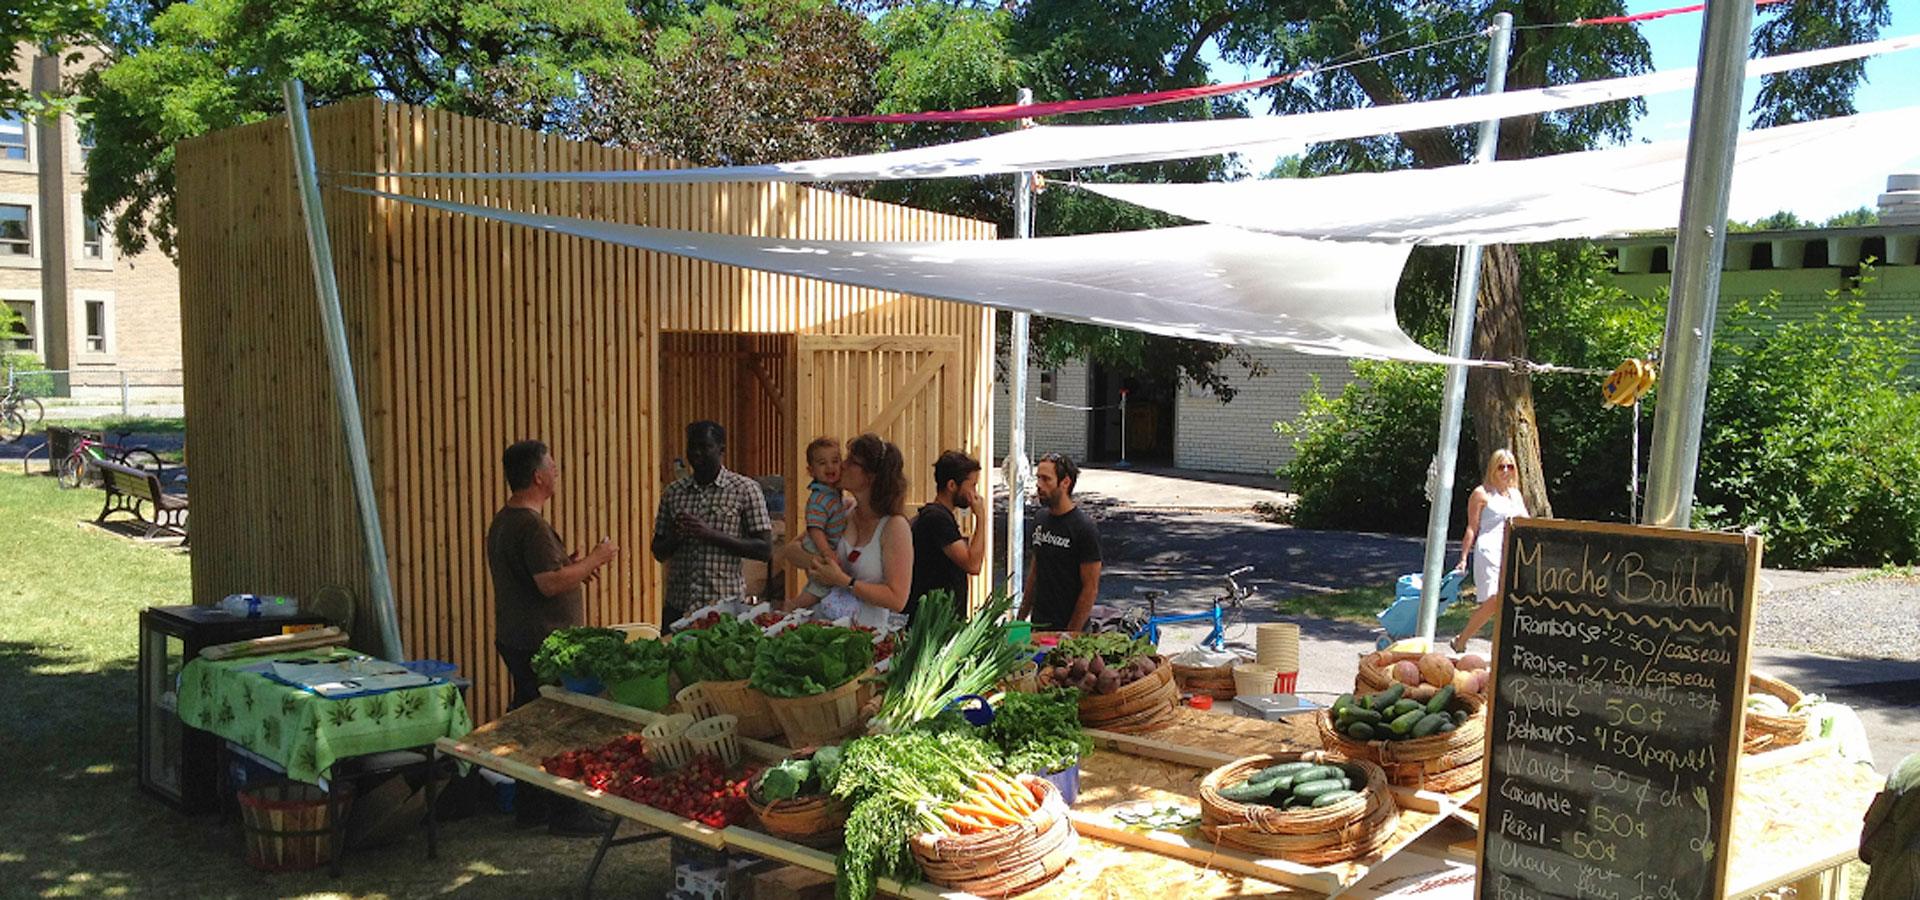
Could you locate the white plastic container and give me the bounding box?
[219,594,301,618]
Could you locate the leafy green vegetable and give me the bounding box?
[984,689,1093,777]
[1047,632,1156,668]
[757,758,814,801]
[827,722,999,900]
[596,637,671,683]
[750,623,875,698]
[530,627,629,683]
[669,614,764,683]
[874,590,1018,731]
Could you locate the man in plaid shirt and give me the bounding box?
[651,421,773,620]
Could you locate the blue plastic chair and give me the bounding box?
[1375,568,1467,649]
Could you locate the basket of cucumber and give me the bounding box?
[1318,682,1486,792]
[1198,752,1399,865]
[1742,672,1811,754]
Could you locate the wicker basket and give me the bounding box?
[747,749,848,848]
[1199,752,1398,866]
[1078,658,1178,733]
[642,713,697,769]
[703,678,782,740]
[685,714,742,766]
[1173,657,1244,701]
[1743,672,1811,754]
[675,683,717,721]
[238,781,354,872]
[1355,650,1486,702]
[1316,694,1486,792]
[1001,660,1041,694]
[766,676,869,748]
[910,774,1077,896]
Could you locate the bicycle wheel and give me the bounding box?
[0,410,22,443]
[16,396,42,426]
[57,454,86,489]
[119,447,162,473]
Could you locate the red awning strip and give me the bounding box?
[811,71,1304,124]
[1574,0,1791,27]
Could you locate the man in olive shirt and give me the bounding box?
[487,440,617,836]
[910,450,987,614]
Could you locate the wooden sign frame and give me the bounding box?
[1471,517,1761,900]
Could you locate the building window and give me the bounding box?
[84,298,106,352]
[0,114,26,161]
[82,217,104,259]
[4,299,33,353]
[77,119,94,162]
[0,204,29,256]
[1040,369,1058,402]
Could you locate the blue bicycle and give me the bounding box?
[1121,566,1256,652]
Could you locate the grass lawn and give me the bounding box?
[1279,582,1477,635]
[0,469,670,899]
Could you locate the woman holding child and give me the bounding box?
[783,433,914,627]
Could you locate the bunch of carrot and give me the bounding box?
[933,770,1042,834]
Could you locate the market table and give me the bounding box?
[439,690,1878,900]
[177,648,472,875]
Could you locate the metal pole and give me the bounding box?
[1644,0,1753,528]
[1117,388,1130,468]
[1417,13,1512,643]
[1008,88,1035,611]
[283,80,406,661]
[120,371,129,416]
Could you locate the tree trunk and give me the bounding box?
[1466,244,1553,518]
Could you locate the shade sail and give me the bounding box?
[1071,106,1920,245]
[358,35,1919,185]
[342,186,1458,364]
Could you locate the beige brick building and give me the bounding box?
[1,45,181,396]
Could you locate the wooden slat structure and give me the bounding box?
[175,99,997,722]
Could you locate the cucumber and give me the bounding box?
[1389,709,1426,735]
[1346,722,1376,741]
[1375,683,1406,707]
[1289,778,1349,801]
[1332,693,1355,715]
[1412,712,1449,738]
[1219,779,1278,803]
[1390,698,1425,718]
[1343,707,1383,725]
[1290,765,1341,785]
[1249,761,1315,784]
[1310,789,1361,808]
[1451,709,1471,726]
[1439,721,1458,733]
[1427,685,1457,714]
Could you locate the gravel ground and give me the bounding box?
[1754,572,1920,661]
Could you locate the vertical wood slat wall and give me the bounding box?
[175,99,996,723]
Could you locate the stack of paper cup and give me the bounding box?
[1256,623,1301,672]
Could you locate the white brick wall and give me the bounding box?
[992,360,1090,463]
[1174,348,1356,477]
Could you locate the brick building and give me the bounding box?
[1,45,182,396]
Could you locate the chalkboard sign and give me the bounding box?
[1475,518,1760,900]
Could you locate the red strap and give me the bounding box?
[1575,0,1791,26]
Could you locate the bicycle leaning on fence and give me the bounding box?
[1116,565,1258,653]
[57,429,161,489]
[0,380,44,443]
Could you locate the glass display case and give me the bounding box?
[137,605,328,812]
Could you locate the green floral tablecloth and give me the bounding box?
[177,649,471,784]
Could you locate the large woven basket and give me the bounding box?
[910,774,1077,896]
[747,750,848,848]
[1199,752,1399,866]
[1743,672,1811,754]
[1316,694,1486,792]
[1173,657,1244,701]
[1078,658,1178,733]
[766,674,870,748]
[703,678,782,740]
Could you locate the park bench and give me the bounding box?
[94,458,189,539]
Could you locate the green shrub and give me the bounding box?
[1278,361,1460,533]
[1695,287,1920,567]
[3,352,54,396]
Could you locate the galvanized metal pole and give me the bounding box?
[1417,13,1512,643]
[283,80,405,661]
[1008,88,1035,609]
[1644,0,1754,528]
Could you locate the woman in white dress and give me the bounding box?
[798,433,914,628]
[1451,448,1530,653]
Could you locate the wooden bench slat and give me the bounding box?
[94,458,188,539]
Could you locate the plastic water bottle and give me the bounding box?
[219,594,300,618]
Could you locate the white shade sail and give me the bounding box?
[1072,106,1920,244]
[342,186,1453,364]
[359,35,1919,185]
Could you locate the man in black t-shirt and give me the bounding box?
[1020,453,1102,631]
[910,450,987,613]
